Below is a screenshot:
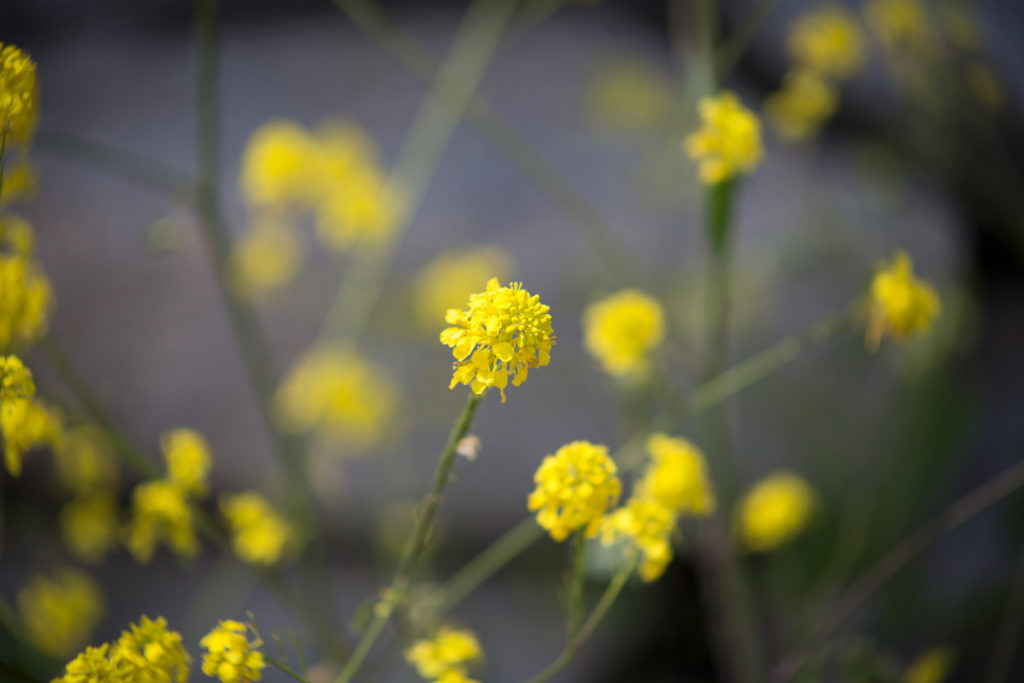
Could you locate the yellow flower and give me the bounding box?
[161,428,212,498]
[0,353,34,409]
[528,440,621,542]
[55,424,119,495]
[61,493,120,564]
[314,166,401,252]
[124,480,200,563]
[275,347,399,449]
[52,643,114,683]
[405,627,483,681]
[313,120,377,192]
[200,620,265,683]
[684,91,763,185]
[239,121,318,209]
[582,289,665,379]
[17,569,104,659]
[636,434,715,517]
[230,218,302,298]
[414,247,514,330]
[110,615,191,683]
[441,277,554,402]
[763,68,838,141]
[864,0,938,57]
[787,4,865,79]
[0,215,53,350]
[734,472,816,552]
[220,491,293,566]
[902,647,954,683]
[1,397,62,476]
[0,44,38,144]
[0,160,36,205]
[865,250,940,351]
[600,496,676,581]
[586,59,675,133]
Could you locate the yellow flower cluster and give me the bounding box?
[528,440,621,542]
[0,354,62,477]
[0,44,38,143]
[61,493,120,564]
[600,497,675,581]
[0,214,54,350]
[684,91,763,185]
[275,347,399,449]
[55,425,121,564]
[582,289,665,379]
[586,59,675,133]
[229,217,301,299]
[52,615,192,683]
[0,353,34,408]
[441,278,554,402]
[734,472,816,552]
[902,647,954,683]
[17,568,104,659]
[162,428,212,497]
[763,69,838,141]
[864,0,937,57]
[200,620,265,683]
[865,250,940,351]
[415,247,514,330]
[220,491,293,566]
[405,627,483,683]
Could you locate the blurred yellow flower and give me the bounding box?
[315,167,401,252]
[528,440,621,542]
[1,397,62,476]
[314,119,377,191]
[734,472,816,552]
[967,62,1001,108]
[0,160,36,204]
[0,44,38,144]
[55,424,119,495]
[0,353,34,409]
[230,218,302,298]
[582,289,665,379]
[52,643,113,683]
[865,250,940,351]
[239,121,318,209]
[200,619,265,683]
[902,647,954,683]
[787,4,865,79]
[764,68,838,141]
[865,0,938,57]
[939,6,981,52]
[275,347,399,449]
[684,91,763,185]
[441,278,554,402]
[17,568,104,659]
[405,626,483,682]
[0,214,53,351]
[111,615,191,683]
[600,496,675,581]
[61,493,120,564]
[586,59,675,133]
[414,247,514,330]
[161,428,212,498]
[220,491,293,566]
[637,433,715,517]
[124,480,199,563]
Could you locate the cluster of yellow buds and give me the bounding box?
[734,472,817,552]
[219,491,294,566]
[685,91,763,185]
[582,289,665,380]
[52,615,192,683]
[16,568,104,659]
[0,353,62,476]
[405,626,484,683]
[200,620,266,683]
[528,440,621,542]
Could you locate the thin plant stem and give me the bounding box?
[566,531,587,638]
[714,0,785,81]
[334,392,484,683]
[266,656,313,683]
[770,458,1024,683]
[985,540,1024,683]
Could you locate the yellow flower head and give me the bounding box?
[124,480,199,563]
[0,215,53,350]
[864,0,938,57]
[200,620,265,683]
[275,347,399,449]
[110,615,191,683]
[313,120,377,190]
[414,247,514,330]
[441,278,554,402]
[586,59,675,133]
[405,627,483,681]
[17,569,104,659]
[902,647,954,683]
[0,353,34,408]
[865,250,940,350]
[52,643,114,683]
[528,440,621,542]
[230,218,302,298]
[636,434,715,517]
[1,160,37,205]
[787,4,866,79]
[239,121,318,209]
[0,44,38,143]
[582,289,665,379]
[1,397,62,476]
[763,68,839,141]
[735,472,816,552]
[55,424,119,495]
[161,428,212,498]
[61,493,120,565]
[684,91,763,185]
[315,167,402,252]
[220,491,294,566]
[600,497,676,581]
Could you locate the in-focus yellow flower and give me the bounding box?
[61,493,120,564]
[685,91,763,185]
[0,214,53,350]
[586,59,675,133]
[55,424,119,495]
[161,428,212,498]
[239,121,318,209]
[1,397,62,476]
[17,569,104,659]
[734,472,816,552]
[315,167,402,252]
[636,434,715,517]
[0,353,34,409]
[441,278,554,402]
[220,491,293,566]
[405,627,483,682]
[51,643,114,683]
[200,620,265,683]
[275,347,399,449]
[864,0,938,57]
[865,250,940,351]
[0,44,38,144]
[763,68,839,141]
[528,440,621,542]
[124,480,199,563]
[582,289,665,379]
[230,218,302,298]
[414,247,514,330]
[110,615,191,683]
[787,4,865,79]
[600,496,675,581]
[902,647,954,683]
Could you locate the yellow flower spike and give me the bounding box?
[582,289,665,379]
[405,626,483,682]
[0,353,34,409]
[55,424,119,495]
[865,250,941,351]
[1,397,62,476]
[0,44,38,144]
[734,472,817,553]
[161,428,213,498]
[637,434,716,517]
[229,217,302,298]
[111,615,191,683]
[17,569,104,659]
[684,91,763,185]
[124,480,200,563]
[528,440,621,542]
[902,647,954,683]
[414,247,514,330]
[220,491,294,566]
[787,3,866,79]
[0,215,54,351]
[52,643,114,683]
[200,620,265,683]
[600,497,676,582]
[61,493,120,564]
[763,68,838,141]
[441,278,554,402]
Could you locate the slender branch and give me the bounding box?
[714,0,785,81]
[566,530,587,638]
[986,540,1024,683]
[266,656,312,683]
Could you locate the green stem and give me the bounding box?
[714,0,785,81]
[985,540,1024,683]
[566,530,587,638]
[266,656,312,683]
[334,392,484,683]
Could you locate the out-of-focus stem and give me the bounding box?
[986,540,1024,683]
[566,530,587,638]
[266,656,313,683]
[714,0,785,81]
